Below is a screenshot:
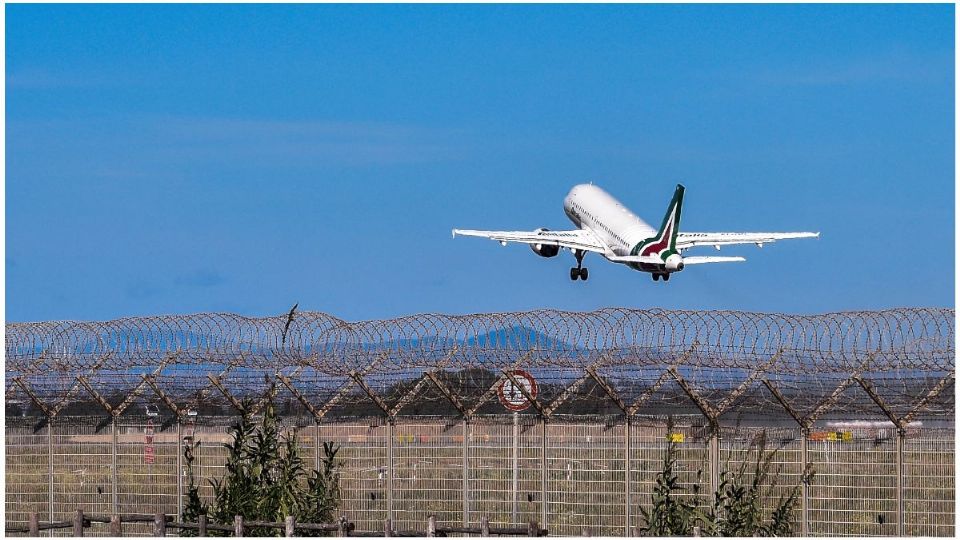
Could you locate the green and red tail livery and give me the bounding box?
[633,184,684,260]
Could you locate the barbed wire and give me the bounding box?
[5,307,955,422]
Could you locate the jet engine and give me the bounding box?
[530,228,560,258]
[664,254,685,272]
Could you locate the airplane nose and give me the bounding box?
[677,262,684,271]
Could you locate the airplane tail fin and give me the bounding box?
[632,184,684,258]
[655,184,684,251]
[659,184,684,247]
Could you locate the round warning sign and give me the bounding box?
[498,369,538,412]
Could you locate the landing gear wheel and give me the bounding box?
[652,273,660,282]
[663,273,670,282]
[570,268,579,281]
[580,268,589,281]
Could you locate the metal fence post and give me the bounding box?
[624,417,632,536]
[709,426,720,500]
[198,514,207,536]
[48,418,54,532]
[112,417,119,514]
[540,417,547,530]
[234,514,245,537]
[896,428,905,536]
[177,419,183,521]
[801,427,809,536]
[512,412,519,524]
[462,418,470,527]
[285,515,295,537]
[387,418,395,523]
[315,420,321,472]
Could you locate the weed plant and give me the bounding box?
[180,399,341,536]
[639,429,812,536]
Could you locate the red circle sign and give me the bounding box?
[498,369,538,411]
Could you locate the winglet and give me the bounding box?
[452,229,458,239]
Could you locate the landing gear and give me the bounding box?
[570,250,588,281]
[569,268,589,281]
[663,273,670,282]
[651,272,670,282]
[652,273,660,282]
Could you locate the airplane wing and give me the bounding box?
[676,232,819,250]
[452,228,609,254]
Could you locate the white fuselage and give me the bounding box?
[562,184,657,257]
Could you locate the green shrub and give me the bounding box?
[637,434,705,536]
[180,399,341,536]
[639,430,811,537]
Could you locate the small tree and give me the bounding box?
[181,399,341,536]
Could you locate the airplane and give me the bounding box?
[452,183,818,282]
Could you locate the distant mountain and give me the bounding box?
[297,325,585,355]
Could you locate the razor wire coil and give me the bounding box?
[5,307,955,422]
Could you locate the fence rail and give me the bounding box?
[5,511,546,537]
[6,510,351,536]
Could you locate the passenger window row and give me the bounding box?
[573,200,626,246]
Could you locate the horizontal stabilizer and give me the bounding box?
[607,255,666,265]
[682,256,746,265]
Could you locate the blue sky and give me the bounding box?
[6,4,954,323]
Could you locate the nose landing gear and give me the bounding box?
[570,250,588,281]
